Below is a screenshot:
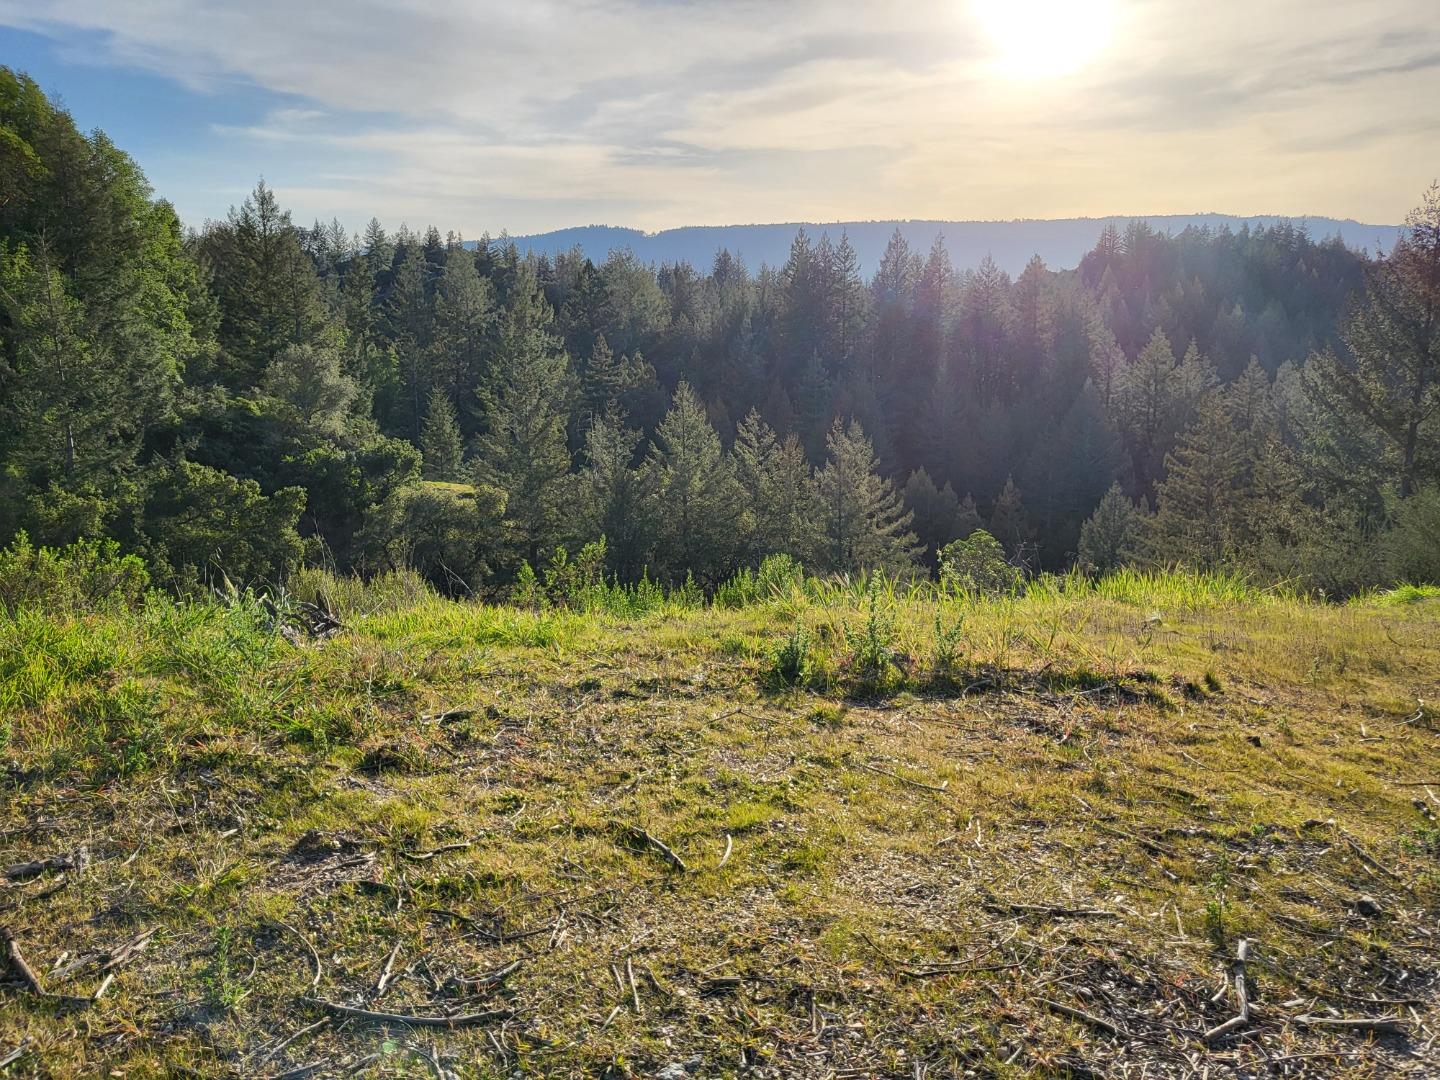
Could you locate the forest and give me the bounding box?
[3,66,1438,598]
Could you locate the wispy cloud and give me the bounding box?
[2,0,1436,231]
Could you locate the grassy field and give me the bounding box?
[2,570,1439,1078]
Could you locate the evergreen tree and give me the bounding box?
[429,248,495,412]
[260,343,358,438]
[646,383,742,581]
[732,409,822,564]
[577,411,655,580]
[987,476,1032,561]
[814,418,919,573]
[902,467,966,563]
[1147,399,1247,568]
[1078,483,1145,574]
[420,389,465,482]
[1112,328,1215,495]
[202,180,331,385]
[472,278,573,567]
[1306,184,1440,499]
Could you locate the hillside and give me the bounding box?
[500,215,1406,275]
[2,567,1438,1077]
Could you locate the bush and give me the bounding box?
[1383,487,1440,586]
[938,530,1021,596]
[0,532,150,615]
[768,627,812,689]
[846,583,901,693]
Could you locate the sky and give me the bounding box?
[2,0,1437,236]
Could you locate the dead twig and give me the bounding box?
[616,823,688,873]
[300,997,514,1028]
[1291,1013,1407,1036]
[255,1018,330,1069]
[857,761,949,792]
[1039,997,1124,1038]
[400,841,472,863]
[276,921,322,990]
[1202,938,1251,1043]
[451,958,524,993]
[374,942,402,997]
[988,902,1118,920]
[716,833,734,869]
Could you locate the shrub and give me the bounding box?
[1383,487,1440,586]
[0,532,150,615]
[938,530,1021,597]
[929,611,967,686]
[768,627,812,689]
[757,554,805,598]
[847,583,900,693]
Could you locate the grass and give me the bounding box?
[1,570,1438,1077]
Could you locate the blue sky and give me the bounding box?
[3,1,1436,237]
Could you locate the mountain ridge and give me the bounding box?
[490,214,1405,276]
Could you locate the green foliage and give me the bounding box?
[768,627,812,690]
[419,388,465,481]
[1382,487,1440,585]
[359,480,505,593]
[939,530,1021,596]
[845,582,901,694]
[1078,483,1146,575]
[138,460,306,588]
[0,532,149,614]
[815,418,919,574]
[648,382,742,582]
[929,610,967,686]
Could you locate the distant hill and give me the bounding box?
[496,215,1404,276]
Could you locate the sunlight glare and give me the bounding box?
[971,0,1118,79]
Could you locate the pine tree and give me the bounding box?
[1147,399,1247,568]
[429,248,495,411]
[732,409,822,564]
[1112,328,1215,495]
[577,411,654,580]
[260,343,358,438]
[420,389,464,482]
[1306,184,1440,499]
[987,476,1032,560]
[646,383,742,581]
[202,179,332,385]
[814,418,919,573]
[1077,483,1145,574]
[902,467,966,563]
[472,278,573,567]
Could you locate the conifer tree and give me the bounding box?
[1306,184,1440,499]
[646,383,742,581]
[1112,328,1215,494]
[472,276,573,567]
[578,411,655,580]
[1078,483,1145,574]
[1147,399,1247,568]
[902,467,966,563]
[203,180,332,385]
[987,476,1032,560]
[420,389,465,482]
[260,343,358,438]
[814,418,919,573]
[732,409,822,564]
[429,248,495,410]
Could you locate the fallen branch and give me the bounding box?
[0,1040,30,1069]
[857,761,949,792]
[451,959,524,993]
[1343,837,1403,883]
[1202,938,1251,1043]
[400,841,472,863]
[1039,997,1124,1037]
[0,927,44,995]
[3,848,88,882]
[716,834,733,869]
[1292,1013,1407,1036]
[374,942,402,997]
[255,1017,330,1070]
[989,902,1118,920]
[615,823,687,873]
[300,996,513,1028]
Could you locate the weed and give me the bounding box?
[768,628,811,689]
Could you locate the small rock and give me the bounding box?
[1354,894,1383,918]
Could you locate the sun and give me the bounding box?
[971,0,1118,79]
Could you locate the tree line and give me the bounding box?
[2,68,1437,595]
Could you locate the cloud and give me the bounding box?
[3,0,1437,231]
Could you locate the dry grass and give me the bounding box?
[1,577,1439,1078]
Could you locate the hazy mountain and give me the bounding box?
[498,215,1404,276]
